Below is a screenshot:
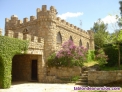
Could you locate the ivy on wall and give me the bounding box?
[0,36,29,88]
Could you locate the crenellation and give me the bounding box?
[5,18,10,22]
[31,36,38,42]
[30,16,36,21]
[5,30,14,37]
[50,6,56,13]
[74,26,77,29]
[11,15,18,19]
[38,37,44,43]
[70,24,73,27]
[37,8,41,12]
[14,32,23,40]
[23,18,28,23]
[56,17,61,22]
[23,34,31,41]
[42,5,47,12]
[77,27,80,30]
[17,20,23,25]
[66,22,70,26]
[61,20,66,24]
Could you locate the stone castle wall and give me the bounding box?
[88,70,122,86]
[5,5,94,62]
[5,30,44,55]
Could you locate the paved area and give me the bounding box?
[1,82,121,92]
[0,82,81,92]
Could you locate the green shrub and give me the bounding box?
[103,44,122,66]
[87,50,95,62]
[0,36,29,88]
[71,76,80,81]
[95,48,108,66]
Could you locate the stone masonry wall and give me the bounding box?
[88,70,122,86]
[47,66,81,78]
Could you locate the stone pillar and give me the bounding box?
[38,55,46,82]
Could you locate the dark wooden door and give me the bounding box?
[31,60,37,80]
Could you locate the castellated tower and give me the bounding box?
[36,5,57,61]
[5,5,57,62]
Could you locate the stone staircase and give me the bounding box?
[75,71,88,86]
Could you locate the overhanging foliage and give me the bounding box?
[0,36,29,88]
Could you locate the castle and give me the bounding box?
[3,5,94,82]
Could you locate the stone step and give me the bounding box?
[81,76,88,79]
[81,74,88,76]
[76,81,88,85]
[78,79,88,82]
[83,71,88,74]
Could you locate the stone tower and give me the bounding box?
[36,5,57,61]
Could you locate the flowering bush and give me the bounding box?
[47,40,88,67]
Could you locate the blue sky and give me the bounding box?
[0,0,121,34]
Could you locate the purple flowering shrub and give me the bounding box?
[47,40,88,67]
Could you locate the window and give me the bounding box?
[69,36,73,41]
[79,39,82,46]
[87,42,89,49]
[23,28,29,34]
[56,32,62,44]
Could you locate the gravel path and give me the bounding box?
[0,82,81,92]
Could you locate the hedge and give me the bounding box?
[0,36,29,88]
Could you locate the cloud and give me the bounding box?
[101,15,118,24]
[57,12,83,20]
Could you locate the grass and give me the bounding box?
[84,60,122,71]
[58,76,80,82]
[71,76,80,81]
[83,61,98,67]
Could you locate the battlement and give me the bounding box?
[5,5,93,39]
[5,5,58,27]
[36,5,57,19]
[56,17,92,36]
[5,30,44,43]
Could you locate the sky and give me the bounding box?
[0,0,121,34]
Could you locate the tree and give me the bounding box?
[91,19,110,49]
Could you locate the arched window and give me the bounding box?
[23,28,29,34]
[56,32,62,44]
[79,39,82,46]
[69,36,73,41]
[87,42,89,49]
